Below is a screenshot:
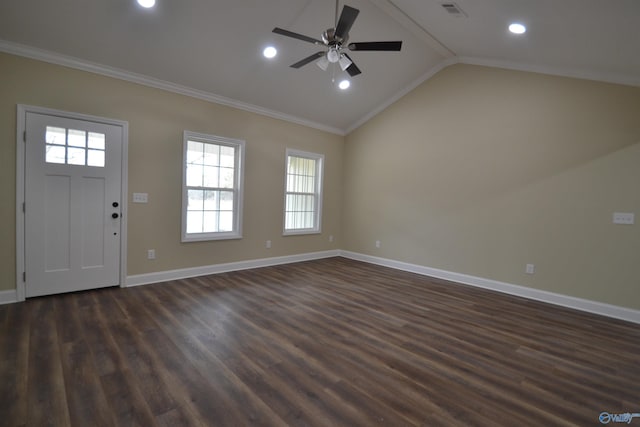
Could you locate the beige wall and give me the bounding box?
[2,52,639,312]
[0,52,343,291]
[344,64,640,310]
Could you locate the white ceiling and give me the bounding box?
[1,0,639,134]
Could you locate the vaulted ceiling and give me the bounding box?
[1,0,638,134]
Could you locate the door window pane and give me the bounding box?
[67,147,86,166]
[46,127,66,145]
[88,132,105,150]
[44,126,105,168]
[46,145,66,164]
[68,129,86,147]
[87,149,105,167]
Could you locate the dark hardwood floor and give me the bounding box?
[1,257,639,426]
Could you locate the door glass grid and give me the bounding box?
[45,126,105,167]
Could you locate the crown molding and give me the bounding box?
[345,55,640,133]
[3,39,638,138]
[458,56,640,88]
[0,39,345,136]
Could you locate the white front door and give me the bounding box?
[24,111,123,297]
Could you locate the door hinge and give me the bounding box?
[22,202,25,213]
[23,272,26,282]
[23,131,26,142]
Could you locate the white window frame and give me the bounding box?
[181,131,245,242]
[283,149,324,236]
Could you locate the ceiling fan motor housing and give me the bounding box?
[322,28,348,47]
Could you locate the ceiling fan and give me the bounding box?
[272,0,402,77]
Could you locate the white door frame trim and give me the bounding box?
[16,105,129,301]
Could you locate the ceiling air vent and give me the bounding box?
[440,2,467,17]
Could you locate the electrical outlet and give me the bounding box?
[329,235,334,243]
[525,264,535,275]
[147,249,156,260]
[266,240,271,249]
[375,240,381,248]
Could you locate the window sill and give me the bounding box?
[282,229,322,237]
[181,232,242,243]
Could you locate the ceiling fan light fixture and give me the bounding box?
[338,80,351,90]
[317,56,330,70]
[338,55,352,71]
[327,48,340,63]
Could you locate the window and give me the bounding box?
[45,126,105,167]
[284,149,323,235]
[182,131,245,242]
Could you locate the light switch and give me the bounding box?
[613,212,634,225]
[133,193,148,203]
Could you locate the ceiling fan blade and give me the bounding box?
[348,41,403,51]
[343,54,361,76]
[290,51,326,69]
[273,28,324,45]
[335,5,359,39]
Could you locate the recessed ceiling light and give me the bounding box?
[263,46,277,59]
[509,23,526,34]
[137,0,156,8]
[338,80,350,90]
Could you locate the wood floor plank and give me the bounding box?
[0,303,30,426]
[105,318,181,418]
[53,294,117,426]
[99,371,158,427]
[26,297,72,427]
[59,340,116,427]
[196,273,511,426]
[1,257,639,426]
[124,283,294,426]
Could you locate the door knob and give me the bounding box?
[112,202,119,208]
[112,213,119,219]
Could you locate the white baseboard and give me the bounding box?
[6,248,639,325]
[340,251,640,325]
[125,250,341,287]
[0,289,18,305]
